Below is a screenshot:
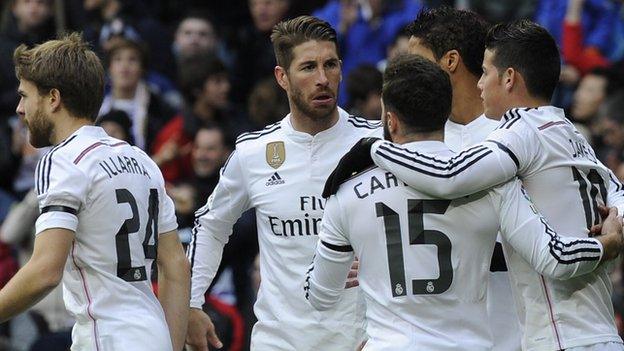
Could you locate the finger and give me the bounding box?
[597,205,610,219]
[589,224,602,237]
[345,279,359,289]
[351,260,359,270]
[347,269,357,279]
[206,323,223,349]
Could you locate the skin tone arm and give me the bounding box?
[0,228,74,322]
[157,230,191,351]
[591,206,624,262]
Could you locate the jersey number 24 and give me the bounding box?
[114,188,159,282]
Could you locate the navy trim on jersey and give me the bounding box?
[382,142,489,167]
[497,109,520,130]
[375,142,494,177]
[304,255,315,300]
[486,140,520,169]
[221,151,235,175]
[347,115,381,129]
[542,217,601,263]
[188,206,211,273]
[321,240,354,252]
[489,242,508,272]
[36,135,78,195]
[41,205,78,215]
[609,173,623,192]
[236,122,281,144]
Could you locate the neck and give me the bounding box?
[193,101,216,121]
[394,129,444,145]
[113,86,136,100]
[52,115,92,145]
[289,106,339,135]
[505,94,550,113]
[448,74,483,124]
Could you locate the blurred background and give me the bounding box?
[0,0,623,350]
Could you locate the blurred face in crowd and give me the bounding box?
[13,0,52,32]
[198,73,230,109]
[175,18,217,58]
[478,49,509,119]
[277,40,341,121]
[16,79,54,148]
[109,47,143,94]
[192,128,229,177]
[249,0,289,32]
[571,74,607,121]
[388,35,410,61]
[100,120,128,141]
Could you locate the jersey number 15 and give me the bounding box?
[376,199,453,298]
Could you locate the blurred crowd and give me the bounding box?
[0,0,623,350]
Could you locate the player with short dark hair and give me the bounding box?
[309,53,624,351]
[186,15,381,351]
[328,20,624,351]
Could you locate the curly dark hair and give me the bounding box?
[407,7,489,78]
[382,54,451,133]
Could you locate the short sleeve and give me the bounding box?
[35,151,89,235]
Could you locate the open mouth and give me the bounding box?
[312,94,334,104]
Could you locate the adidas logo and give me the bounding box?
[265,172,286,186]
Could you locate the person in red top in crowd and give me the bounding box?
[562,0,619,74]
[151,53,251,183]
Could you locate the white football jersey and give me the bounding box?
[306,140,604,351]
[34,126,178,351]
[445,114,522,351]
[371,106,624,350]
[188,109,381,350]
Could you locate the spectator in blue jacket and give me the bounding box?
[314,0,423,105]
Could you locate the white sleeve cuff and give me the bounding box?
[36,211,79,235]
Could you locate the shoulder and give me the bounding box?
[345,115,382,132]
[235,120,283,146]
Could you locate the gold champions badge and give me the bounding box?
[266,141,285,169]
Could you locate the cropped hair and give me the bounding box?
[382,54,451,133]
[407,7,489,78]
[270,15,337,70]
[485,20,561,101]
[14,32,105,121]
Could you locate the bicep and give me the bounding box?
[31,228,75,276]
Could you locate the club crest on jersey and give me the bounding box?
[266,141,285,169]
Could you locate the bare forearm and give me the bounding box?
[158,260,191,351]
[0,260,59,322]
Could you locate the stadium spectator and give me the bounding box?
[98,38,176,151]
[345,64,382,120]
[230,0,291,105]
[0,0,56,119]
[152,53,250,183]
[314,0,423,105]
[535,0,621,69]
[247,77,289,127]
[96,109,135,144]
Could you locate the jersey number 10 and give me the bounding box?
[376,199,453,298]
[114,188,159,282]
